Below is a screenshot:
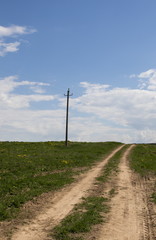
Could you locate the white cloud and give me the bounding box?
[80,82,110,94]
[69,117,153,143]
[0,25,36,38]
[0,70,156,143]
[30,86,45,94]
[0,41,21,56]
[131,69,156,90]
[2,94,55,109]
[68,79,156,143]
[138,69,155,79]
[0,109,65,141]
[0,25,36,56]
[0,76,56,109]
[0,76,49,94]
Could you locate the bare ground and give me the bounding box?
[98,145,156,240]
[0,145,124,240]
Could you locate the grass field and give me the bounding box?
[130,144,156,176]
[130,144,156,203]
[0,141,121,220]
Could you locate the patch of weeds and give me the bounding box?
[96,145,129,183]
[151,193,156,203]
[129,144,156,176]
[109,188,116,197]
[52,196,109,240]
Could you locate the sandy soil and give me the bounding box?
[2,145,124,240]
[98,145,156,240]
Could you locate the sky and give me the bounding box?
[0,0,156,143]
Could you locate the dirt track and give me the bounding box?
[7,145,124,240]
[1,144,155,240]
[98,145,155,240]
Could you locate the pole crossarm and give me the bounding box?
[64,88,73,97]
[64,88,73,146]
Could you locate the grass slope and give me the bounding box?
[130,144,156,176]
[130,144,156,203]
[0,141,121,220]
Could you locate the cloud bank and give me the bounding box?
[0,70,156,143]
[0,76,55,109]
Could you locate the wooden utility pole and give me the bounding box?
[64,88,73,146]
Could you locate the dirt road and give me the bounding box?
[98,145,155,240]
[7,145,124,240]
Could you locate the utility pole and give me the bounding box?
[64,88,73,146]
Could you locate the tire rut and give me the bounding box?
[98,145,155,240]
[141,177,156,240]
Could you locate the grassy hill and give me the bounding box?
[130,144,156,203]
[0,141,121,220]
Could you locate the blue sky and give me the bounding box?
[0,0,156,143]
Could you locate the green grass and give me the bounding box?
[130,144,156,176]
[96,145,129,183]
[52,196,109,240]
[130,144,156,204]
[151,192,156,203]
[52,145,127,240]
[0,141,121,220]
